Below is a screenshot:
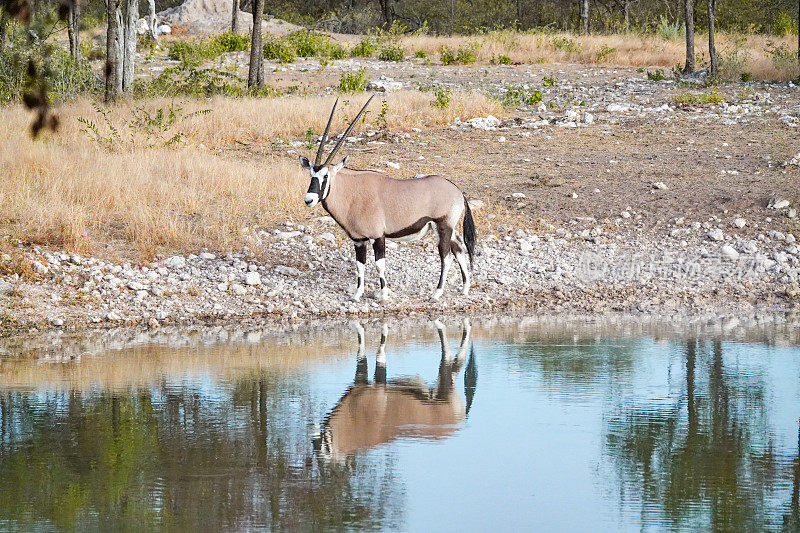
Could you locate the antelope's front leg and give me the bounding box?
[352,242,367,301]
[373,237,389,302]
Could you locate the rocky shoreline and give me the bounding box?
[2,205,799,335]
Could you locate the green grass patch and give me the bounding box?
[378,44,406,62]
[339,69,367,93]
[671,91,727,107]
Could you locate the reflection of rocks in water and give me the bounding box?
[314,319,476,462]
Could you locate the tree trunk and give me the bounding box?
[105,0,122,102]
[148,0,157,40]
[579,0,589,34]
[248,0,264,88]
[231,0,238,33]
[516,0,522,29]
[122,0,137,91]
[0,7,8,53]
[683,0,694,73]
[707,0,717,76]
[67,2,80,61]
[623,0,630,28]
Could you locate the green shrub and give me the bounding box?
[647,68,667,81]
[340,69,367,93]
[672,91,726,107]
[212,31,250,53]
[440,46,457,65]
[430,85,452,109]
[414,49,427,59]
[440,43,479,65]
[0,33,100,104]
[351,37,378,57]
[656,16,684,41]
[167,39,222,68]
[263,36,296,63]
[378,44,406,62]
[456,42,479,64]
[543,75,558,87]
[326,42,347,59]
[775,12,799,37]
[765,40,797,68]
[498,54,512,65]
[134,66,279,99]
[551,36,581,53]
[596,44,616,61]
[501,85,543,107]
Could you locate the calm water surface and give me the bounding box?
[1,320,800,531]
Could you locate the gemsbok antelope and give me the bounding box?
[300,96,476,302]
[312,319,476,462]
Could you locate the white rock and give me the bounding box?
[127,281,148,291]
[230,283,247,296]
[366,76,403,92]
[787,234,797,244]
[788,209,797,219]
[51,318,64,327]
[511,192,527,199]
[163,256,186,269]
[519,240,534,253]
[383,161,401,169]
[31,260,47,274]
[771,199,791,210]
[318,232,336,243]
[607,103,631,113]
[244,272,261,286]
[652,182,667,190]
[583,112,595,125]
[785,153,800,167]
[467,115,501,130]
[732,218,746,228]
[106,311,122,321]
[276,230,302,240]
[707,229,725,242]
[720,245,739,261]
[275,265,302,277]
[621,211,631,219]
[468,199,485,210]
[199,252,216,260]
[498,136,507,143]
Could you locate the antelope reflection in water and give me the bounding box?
[313,319,477,461]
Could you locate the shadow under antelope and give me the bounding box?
[300,95,476,302]
[312,319,477,463]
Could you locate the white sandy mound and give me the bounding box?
[159,0,301,36]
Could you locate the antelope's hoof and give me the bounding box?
[462,286,470,296]
[377,289,390,302]
[432,290,443,301]
[350,293,362,302]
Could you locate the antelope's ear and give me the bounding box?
[332,155,349,173]
[299,156,311,169]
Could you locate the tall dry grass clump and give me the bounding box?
[401,31,799,80]
[0,91,502,258]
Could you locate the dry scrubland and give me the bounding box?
[0,92,502,257]
[400,32,799,80]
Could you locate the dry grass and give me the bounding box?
[0,91,502,258]
[401,31,800,80]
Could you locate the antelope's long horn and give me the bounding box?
[323,94,375,168]
[315,97,338,166]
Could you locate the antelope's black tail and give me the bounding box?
[463,196,476,269]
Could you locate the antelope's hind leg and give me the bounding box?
[373,237,389,302]
[432,225,454,301]
[352,242,367,302]
[451,234,471,296]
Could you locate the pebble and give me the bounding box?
[707,229,725,242]
[721,245,739,261]
[733,218,746,228]
[244,272,261,286]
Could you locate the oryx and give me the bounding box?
[312,319,476,462]
[300,95,476,302]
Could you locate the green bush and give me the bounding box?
[213,31,250,53]
[378,44,406,62]
[263,36,296,63]
[501,85,543,107]
[440,43,479,65]
[350,37,378,57]
[596,44,616,61]
[134,66,279,99]
[167,39,223,68]
[0,34,100,104]
[551,36,581,53]
[543,75,558,87]
[414,50,427,59]
[656,16,685,41]
[430,85,452,109]
[646,68,667,81]
[498,54,512,65]
[339,68,367,93]
[775,12,799,37]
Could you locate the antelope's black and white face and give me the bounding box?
[300,155,348,208]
